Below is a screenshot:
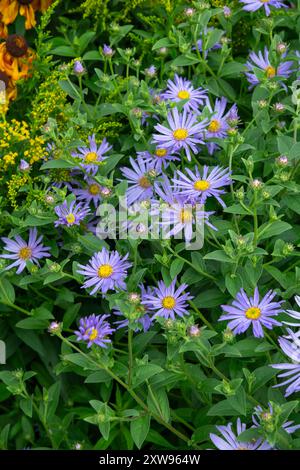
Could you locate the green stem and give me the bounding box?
[128,329,133,387]
[57,333,191,445]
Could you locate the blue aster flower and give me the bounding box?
[271,329,300,397]
[173,165,232,207]
[210,418,272,450]
[161,74,208,112]
[120,156,160,206]
[73,134,112,174]
[152,108,208,161]
[245,47,294,90]
[142,277,193,320]
[220,288,283,338]
[75,314,115,348]
[54,200,90,227]
[239,0,288,16]
[0,228,50,274]
[77,247,132,296]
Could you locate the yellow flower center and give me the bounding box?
[162,296,176,309]
[98,264,113,278]
[208,119,221,133]
[89,328,98,341]
[180,209,193,223]
[173,128,189,141]
[19,246,32,260]
[66,213,76,224]
[155,148,167,158]
[245,307,261,320]
[177,90,190,100]
[138,176,152,188]
[89,183,100,195]
[265,65,276,78]
[260,0,270,3]
[193,180,210,191]
[85,152,98,163]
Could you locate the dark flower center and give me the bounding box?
[18,0,34,4]
[0,71,9,88]
[6,34,28,58]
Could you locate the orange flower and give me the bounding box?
[0,14,8,39]
[0,34,35,81]
[32,0,53,11]
[0,70,17,103]
[0,0,37,30]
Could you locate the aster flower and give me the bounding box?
[0,228,50,274]
[120,156,159,206]
[75,314,115,348]
[72,178,103,208]
[245,47,294,90]
[173,165,232,207]
[252,402,300,434]
[77,247,131,295]
[283,295,300,327]
[161,74,208,112]
[205,97,232,154]
[102,44,114,57]
[271,329,300,397]
[142,277,193,320]
[73,60,85,75]
[239,0,288,16]
[152,107,207,161]
[219,288,283,338]
[54,200,90,227]
[137,147,179,171]
[210,418,271,450]
[154,175,217,242]
[144,65,156,78]
[73,134,112,174]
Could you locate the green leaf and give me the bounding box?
[133,364,163,387]
[130,414,150,449]
[16,307,53,330]
[220,62,245,78]
[152,38,173,50]
[50,46,76,57]
[237,427,261,443]
[227,387,247,415]
[40,159,75,170]
[204,250,234,263]
[20,397,33,418]
[172,54,200,66]
[0,278,15,304]
[63,353,98,370]
[82,50,101,60]
[170,259,184,279]
[258,221,292,240]
[85,371,112,383]
[147,388,170,422]
[207,399,243,416]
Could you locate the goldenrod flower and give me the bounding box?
[0,34,35,81]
